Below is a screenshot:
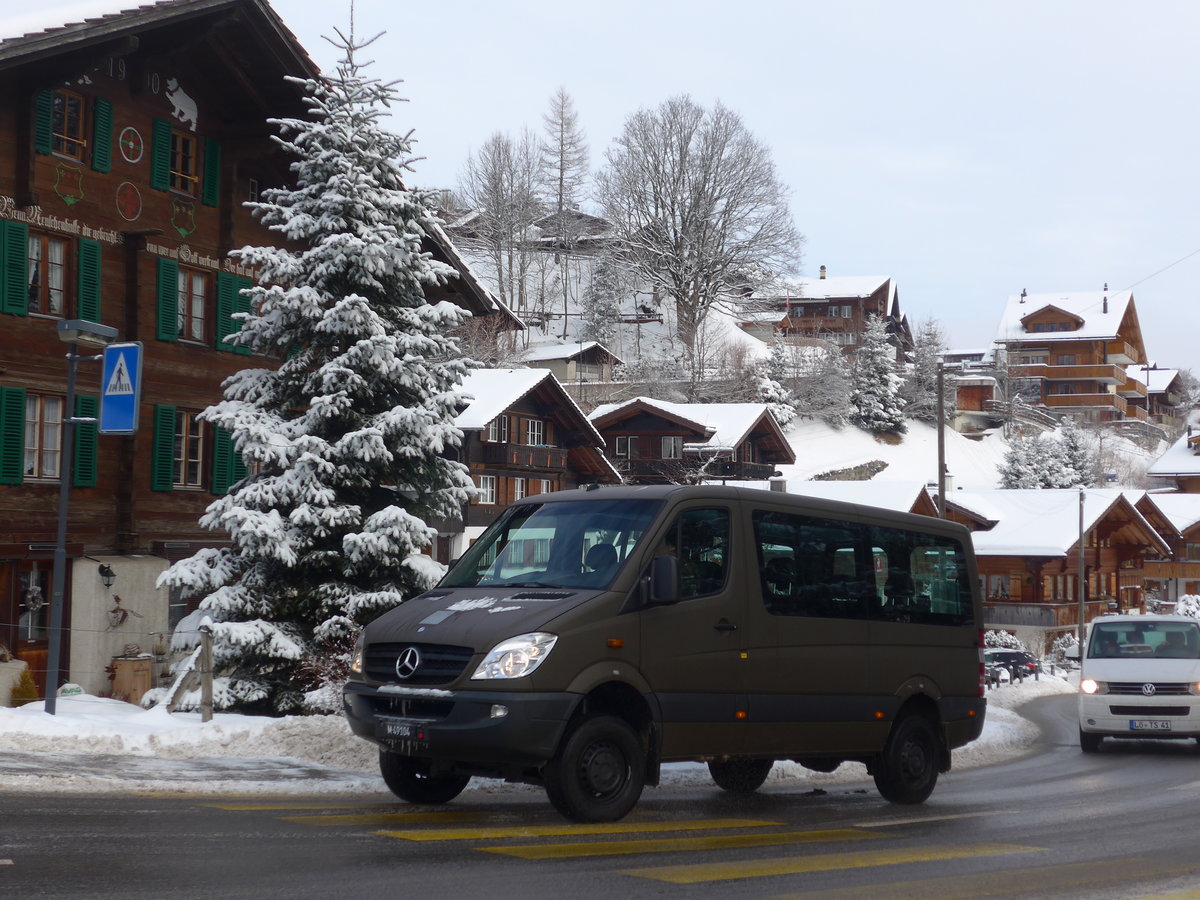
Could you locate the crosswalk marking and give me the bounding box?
[622,841,1039,884]
[480,828,888,860]
[378,817,782,842]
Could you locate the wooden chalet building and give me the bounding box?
[516,341,622,385]
[944,489,1170,651]
[1128,364,1185,431]
[994,288,1157,431]
[588,397,795,484]
[736,268,912,359]
[1135,492,1200,604]
[448,368,618,556]
[1148,430,1200,493]
[0,0,516,700]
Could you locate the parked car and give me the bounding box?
[984,649,1039,681]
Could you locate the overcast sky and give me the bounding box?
[15,0,1200,369]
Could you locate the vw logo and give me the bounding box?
[1142,683,1157,696]
[395,647,421,680]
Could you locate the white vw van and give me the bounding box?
[1078,614,1200,752]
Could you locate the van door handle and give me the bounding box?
[713,619,738,633]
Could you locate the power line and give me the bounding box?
[1124,246,1200,290]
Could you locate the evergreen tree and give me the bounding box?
[1059,419,1096,487]
[850,315,906,434]
[793,345,852,426]
[157,32,475,714]
[998,433,1060,488]
[901,318,956,424]
[578,250,627,348]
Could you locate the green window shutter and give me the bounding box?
[150,118,172,191]
[91,98,113,173]
[211,426,246,494]
[34,91,53,155]
[0,386,27,485]
[201,138,221,207]
[73,394,98,488]
[155,257,179,342]
[151,405,176,492]
[76,238,102,322]
[234,275,252,355]
[1,219,30,316]
[215,272,238,352]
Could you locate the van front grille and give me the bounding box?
[1109,705,1190,716]
[1107,682,1192,696]
[365,642,476,685]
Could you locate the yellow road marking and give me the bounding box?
[778,857,1200,899]
[284,811,482,827]
[481,828,887,860]
[379,817,783,842]
[623,841,1039,884]
[852,811,1011,828]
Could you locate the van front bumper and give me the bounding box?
[343,681,577,766]
[1079,693,1200,738]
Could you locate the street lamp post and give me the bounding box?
[46,319,117,714]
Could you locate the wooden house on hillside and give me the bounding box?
[1148,430,1200,494]
[0,0,515,699]
[1135,492,1200,604]
[588,397,795,484]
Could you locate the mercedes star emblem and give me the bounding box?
[395,646,421,680]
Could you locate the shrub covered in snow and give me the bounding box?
[1175,595,1200,618]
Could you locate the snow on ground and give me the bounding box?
[0,673,1075,796]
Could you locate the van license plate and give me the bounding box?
[1129,720,1172,731]
[377,717,417,740]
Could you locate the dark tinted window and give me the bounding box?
[653,507,731,599]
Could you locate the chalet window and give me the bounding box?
[526,419,545,445]
[615,436,637,458]
[478,475,497,505]
[51,89,86,160]
[151,405,205,490]
[1019,352,1048,365]
[513,477,526,500]
[23,393,63,479]
[1058,384,1076,395]
[486,415,509,443]
[662,436,683,460]
[541,479,553,494]
[177,267,210,342]
[170,130,198,195]
[1057,354,1076,366]
[838,305,852,318]
[1186,543,1200,562]
[26,233,68,316]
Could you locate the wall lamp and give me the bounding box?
[98,564,116,590]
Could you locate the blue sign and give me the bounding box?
[99,342,143,435]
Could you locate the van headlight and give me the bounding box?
[472,632,558,680]
[1080,679,1106,695]
[349,634,365,676]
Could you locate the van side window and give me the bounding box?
[658,508,730,599]
[868,524,973,627]
[753,511,870,619]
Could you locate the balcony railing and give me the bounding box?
[1009,363,1125,384]
[481,442,569,470]
[1043,393,1127,413]
[983,600,1114,629]
[618,458,778,482]
[1116,376,1147,398]
[1106,340,1139,365]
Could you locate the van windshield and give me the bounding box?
[1087,621,1200,659]
[441,499,664,590]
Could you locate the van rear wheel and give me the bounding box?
[873,714,939,804]
[708,758,774,793]
[545,715,644,822]
[379,751,471,804]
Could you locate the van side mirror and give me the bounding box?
[647,555,679,606]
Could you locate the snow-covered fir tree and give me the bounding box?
[578,250,627,348]
[157,32,475,714]
[793,345,852,426]
[901,318,956,424]
[850,315,906,434]
[1058,418,1096,487]
[997,433,1054,488]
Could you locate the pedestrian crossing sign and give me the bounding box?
[99,341,143,434]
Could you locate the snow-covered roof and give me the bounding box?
[994,290,1134,344]
[454,368,607,448]
[1139,492,1200,536]
[589,397,775,451]
[1148,431,1200,478]
[1133,365,1180,395]
[517,341,621,364]
[772,275,891,301]
[948,489,1167,558]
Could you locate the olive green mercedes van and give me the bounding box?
[342,484,986,821]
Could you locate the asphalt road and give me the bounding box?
[4,693,1200,899]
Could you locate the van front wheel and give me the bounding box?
[545,715,645,822]
[379,751,471,804]
[873,715,939,804]
[1079,729,1103,753]
[708,758,774,793]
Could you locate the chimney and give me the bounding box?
[819,265,827,280]
[1102,294,1108,314]
[1019,288,1027,303]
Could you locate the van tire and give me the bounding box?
[545,715,644,822]
[379,751,471,804]
[873,714,939,804]
[708,758,774,793]
[1079,729,1103,753]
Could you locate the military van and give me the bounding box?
[342,484,986,822]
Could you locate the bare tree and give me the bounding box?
[457,129,543,312]
[540,88,590,337]
[902,318,956,424]
[596,95,802,377]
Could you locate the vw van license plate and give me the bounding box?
[1129,720,1172,731]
